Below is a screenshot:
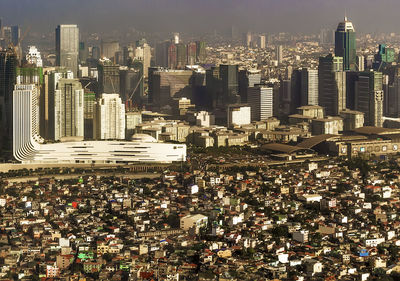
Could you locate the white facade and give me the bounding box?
[95,93,125,140]
[194,111,214,127]
[26,46,43,67]
[13,85,186,164]
[134,43,151,78]
[228,105,251,127]
[248,86,273,121]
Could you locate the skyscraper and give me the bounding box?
[258,35,266,49]
[276,45,283,65]
[26,46,43,67]
[94,93,125,140]
[355,71,383,127]
[220,65,239,106]
[318,54,346,116]
[56,24,79,77]
[10,26,20,46]
[196,41,207,63]
[335,17,356,71]
[248,86,273,121]
[291,68,319,107]
[187,42,197,65]
[238,69,261,103]
[0,49,17,150]
[51,78,84,141]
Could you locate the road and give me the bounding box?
[3,172,161,184]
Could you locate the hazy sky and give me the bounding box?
[0,0,399,35]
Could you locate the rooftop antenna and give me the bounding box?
[344,9,348,21]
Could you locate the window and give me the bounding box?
[382,146,387,152]
[360,147,365,153]
[393,144,398,151]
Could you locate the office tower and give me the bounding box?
[0,49,17,148]
[11,26,20,46]
[290,71,303,113]
[245,32,252,47]
[120,67,143,103]
[227,105,251,127]
[355,71,383,127]
[318,54,346,116]
[50,78,84,141]
[220,65,239,106]
[300,68,319,106]
[79,42,89,64]
[206,66,222,109]
[356,55,365,71]
[94,93,125,140]
[56,24,79,77]
[148,68,193,109]
[276,45,283,65]
[279,79,292,117]
[26,46,43,67]
[238,69,261,103]
[176,43,187,69]
[173,33,180,44]
[248,86,273,121]
[155,41,170,67]
[101,40,120,61]
[258,35,266,49]
[191,70,207,109]
[83,92,96,139]
[187,42,197,65]
[335,17,356,71]
[387,76,400,117]
[196,41,207,63]
[168,43,177,69]
[97,58,120,94]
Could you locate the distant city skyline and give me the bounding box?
[1,0,400,35]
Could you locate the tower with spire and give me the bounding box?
[335,16,356,71]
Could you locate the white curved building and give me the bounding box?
[13,84,186,164]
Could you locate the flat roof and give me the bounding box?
[354,126,400,135]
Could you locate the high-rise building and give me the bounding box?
[276,45,283,65]
[79,42,89,64]
[258,35,266,49]
[26,46,43,67]
[335,17,356,71]
[173,33,180,44]
[355,71,383,127]
[125,111,142,139]
[97,58,120,94]
[220,65,239,106]
[120,67,143,103]
[148,68,193,109]
[356,55,365,71]
[245,32,252,47]
[176,43,187,69]
[300,68,319,106]
[374,44,395,70]
[94,93,125,140]
[51,78,84,141]
[56,24,79,77]
[320,29,334,45]
[0,49,17,148]
[248,86,273,121]
[134,40,151,78]
[168,43,177,69]
[155,41,170,67]
[187,42,197,65]
[41,69,74,139]
[101,40,120,61]
[196,41,207,63]
[84,92,96,139]
[238,69,261,103]
[318,54,346,116]
[10,26,20,46]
